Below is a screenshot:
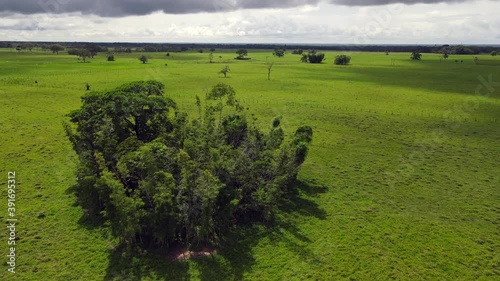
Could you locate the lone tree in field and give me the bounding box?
[139,55,148,64]
[267,62,274,80]
[50,44,64,55]
[219,65,230,78]
[107,53,115,61]
[235,48,248,60]
[334,55,351,65]
[491,50,498,56]
[443,52,449,59]
[65,81,313,249]
[410,51,422,60]
[209,51,215,63]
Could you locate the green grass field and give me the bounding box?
[0,48,499,280]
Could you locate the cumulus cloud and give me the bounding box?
[0,0,321,17]
[0,0,479,17]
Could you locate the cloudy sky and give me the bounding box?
[0,0,499,44]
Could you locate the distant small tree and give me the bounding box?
[385,51,389,55]
[207,82,240,124]
[198,49,204,53]
[267,62,274,81]
[236,49,248,59]
[443,52,449,59]
[107,54,115,61]
[85,44,101,58]
[300,54,308,63]
[410,51,422,60]
[209,52,214,63]
[139,55,148,64]
[219,66,230,78]
[473,56,479,64]
[491,50,498,56]
[334,55,351,65]
[273,48,285,58]
[78,49,91,63]
[50,44,64,55]
[292,49,303,55]
[166,52,170,57]
[24,43,34,52]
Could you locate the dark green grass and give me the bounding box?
[0,49,499,280]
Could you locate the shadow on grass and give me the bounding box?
[71,179,327,280]
[104,245,190,281]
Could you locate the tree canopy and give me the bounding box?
[65,81,313,249]
[334,55,351,65]
[301,50,325,64]
[235,48,248,59]
[410,51,422,60]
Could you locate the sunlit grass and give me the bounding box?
[0,48,499,280]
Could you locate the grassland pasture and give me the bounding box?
[0,48,499,280]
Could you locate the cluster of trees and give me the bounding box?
[65,81,313,249]
[437,45,477,55]
[301,50,325,64]
[68,48,91,62]
[49,44,64,54]
[66,45,106,62]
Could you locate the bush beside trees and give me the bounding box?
[65,81,313,249]
[334,55,351,65]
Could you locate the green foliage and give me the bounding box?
[50,44,64,54]
[273,48,285,57]
[410,51,422,60]
[491,50,498,56]
[68,48,92,62]
[218,65,230,78]
[235,48,248,59]
[66,81,312,249]
[139,55,148,64]
[334,54,351,65]
[301,50,325,63]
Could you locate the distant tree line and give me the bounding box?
[65,81,313,249]
[2,42,499,54]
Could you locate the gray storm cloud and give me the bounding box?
[0,0,476,17]
[331,0,472,5]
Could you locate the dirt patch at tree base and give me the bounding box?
[166,247,217,261]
